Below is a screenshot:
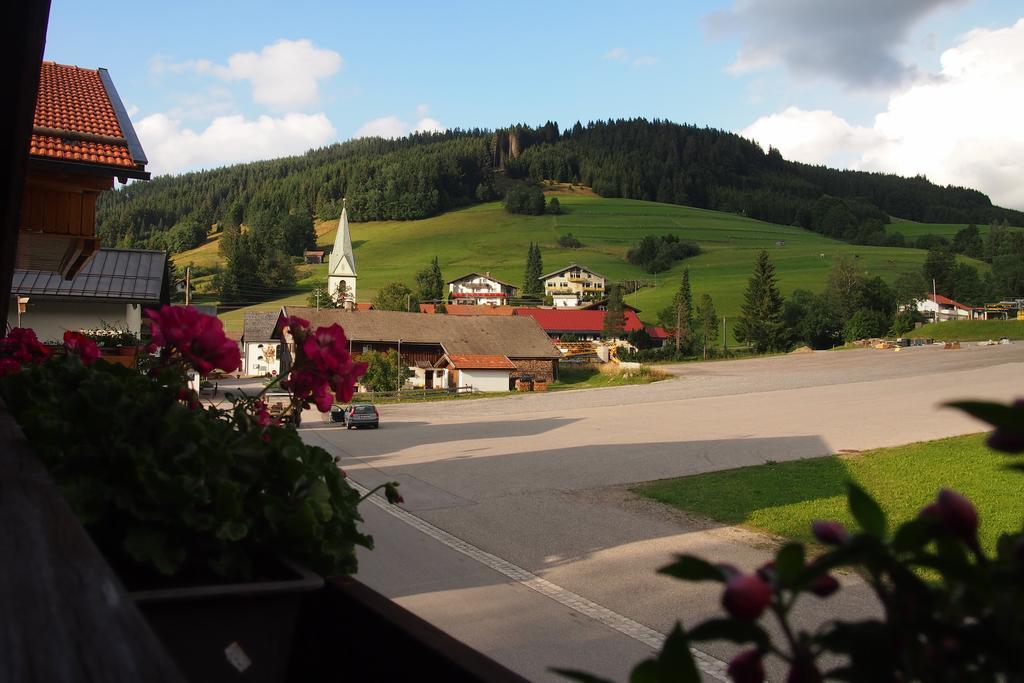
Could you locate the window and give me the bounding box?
[363,345,372,353]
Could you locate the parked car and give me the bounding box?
[345,403,379,429]
[329,405,346,423]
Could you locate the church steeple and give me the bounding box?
[327,198,357,305]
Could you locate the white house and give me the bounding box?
[327,201,357,307]
[440,354,516,392]
[8,248,169,343]
[241,311,281,377]
[540,263,605,307]
[447,272,519,306]
[916,293,972,322]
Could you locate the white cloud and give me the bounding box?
[136,112,337,176]
[602,47,658,68]
[354,111,446,139]
[152,39,342,111]
[705,0,964,88]
[740,18,1024,210]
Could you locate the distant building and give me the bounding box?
[447,272,519,306]
[327,202,357,306]
[540,264,605,307]
[241,311,281,377]
[515,307,645,341]
[303,250,325,264]
[419,303,515,315]
[9,248,169,342]
[916,293,972,321]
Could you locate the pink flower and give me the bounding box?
[146,305,240,376]
[722,574,772,621]
[727,649,765,683]
[0,358,21,377]
[808,574,840,597]
[253,400,273,427]
[284,319,366,413]
[63,331,100,365]
[919,489,980,550]
[0,327,50,367]
[811,520,849,545]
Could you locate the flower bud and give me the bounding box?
[727,649,764,683]
[987,429,1024,454]
[811,520,848,545]
[808,574,840,597]
[722,574,772,621]
[936,489,979,547]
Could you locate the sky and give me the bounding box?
[44,0,1024,210]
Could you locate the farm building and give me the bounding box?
[514,307,646,341]
[275,307,560,390]
[418,303,515,315]
[540,264,606,307]
[438,354,517,392]
[916,293,972,321]
[241,311,281,377]
[447,272,519,306]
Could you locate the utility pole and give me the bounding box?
[675,298,682,355]
[933,278,938,324]
[185,266,191,307]
[723,316,727,352]
[315,288,321,311]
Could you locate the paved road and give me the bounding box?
[302,344,1024,681]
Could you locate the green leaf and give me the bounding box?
[124,527,185,576]
[687,619,769,648]
[550,669,617,683]
[946,400,1023,430]
[659,555,728,583]
[656,624,700,683]
[628,660,659,683]
[891,519,932,552]
[846,482,886,538]
[216,519,248,541]
[775,542,806,586]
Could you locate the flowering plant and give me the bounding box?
[0,307,397,583]
[79,324,139,348]
[557,399,1024,683]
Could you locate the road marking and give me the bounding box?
[350,480,730,681]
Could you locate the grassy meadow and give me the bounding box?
[885,218,1023,239]
[905,319,1024,340]
[634,434,1023,555]
[172,193,988,333]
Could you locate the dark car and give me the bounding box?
[345,403,379,429]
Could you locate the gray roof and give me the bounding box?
[538,263,605,281]
[280,307,560,359]
[242,311,280,342]
[11,248,167,302]
[446,272,519,289]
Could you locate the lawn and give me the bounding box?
[175,194,987,334]
[633,434,1023,554]
[550,364,669,390]
[905,319,1024,340]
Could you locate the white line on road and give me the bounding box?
[351,481,729,682]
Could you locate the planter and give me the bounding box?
[117,345,138,356]
[129,558,322,683]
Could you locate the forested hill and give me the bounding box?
[97,118,1024,250]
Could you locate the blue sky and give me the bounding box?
[45,1,1024,209]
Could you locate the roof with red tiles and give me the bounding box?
[645,326,669,339]
[514,307,645,334]
[446,354,517,370]
[419,303,516,316]
[927,293,970,310]
[29,62,148,176]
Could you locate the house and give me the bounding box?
[303,250,325,264]
[418,303,515,316]
[438,354,516,392]
[514,307,645,341]
[645,326,670,346]
[276,307,560,390]
[17,62,148,280]
[540,264,605,307]
[327,201,357,306]
[241,311,282,377]
[916,293,972,321]
[8,248,169,342]
[447,272,519,306]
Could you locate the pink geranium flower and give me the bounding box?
[282,319,366,412]
[146,305,241,376]
[0,327,50,367]
[63,331,100,365]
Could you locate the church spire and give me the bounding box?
[328,198,356,277]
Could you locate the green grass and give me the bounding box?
[634,434,1022,554]
[904,319,1024,340]
[550,364,669,390]
[885,219,1023,239]
[177,194,988,333]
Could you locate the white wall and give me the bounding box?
[8,299,140,343]
[459,369,511,392]
[244,341,281,377]
[328,275,357,304]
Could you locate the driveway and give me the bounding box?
[302,344,1024,681]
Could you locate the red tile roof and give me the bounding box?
[645,326,669,339]
[927,293,970,310]
[446,354,516,370]
[514,308,645,334]
[29,62,141,170]
[419,303,516,316]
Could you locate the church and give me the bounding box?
[327,201,357,307]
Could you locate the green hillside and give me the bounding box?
[885,219,1023,239]
[904,320,1024,341]
[205,193,987,334]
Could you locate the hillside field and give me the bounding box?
[885,219,1023,239]
[172,194,988,334]
[904,319,1024,341]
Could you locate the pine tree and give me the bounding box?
[603,283,626,339]
[523,243,544,300]
[735,250,786,353]
[696,293,719,360]
[415,256,445,303]
[674,268,693,354]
